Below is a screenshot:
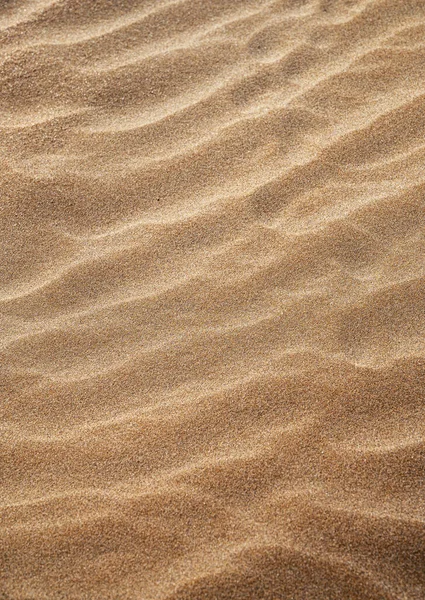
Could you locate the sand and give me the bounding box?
[1,0,425,598]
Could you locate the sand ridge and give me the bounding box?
[1,0,425,598]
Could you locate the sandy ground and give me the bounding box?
[1,0,425,598]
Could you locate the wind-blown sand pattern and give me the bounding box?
[1,0,425,598]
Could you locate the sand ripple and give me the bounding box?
[1,0,425,598]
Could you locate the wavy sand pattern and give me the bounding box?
[1,0,425,598]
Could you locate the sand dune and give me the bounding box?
[1,0,425,598]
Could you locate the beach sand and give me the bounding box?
[1,0,425,598]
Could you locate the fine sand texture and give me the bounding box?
[1,1,425,599]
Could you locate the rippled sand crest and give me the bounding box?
[1,0,425,598]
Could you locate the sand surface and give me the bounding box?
[1,0,425,598]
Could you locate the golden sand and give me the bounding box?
[1,0,425,598]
